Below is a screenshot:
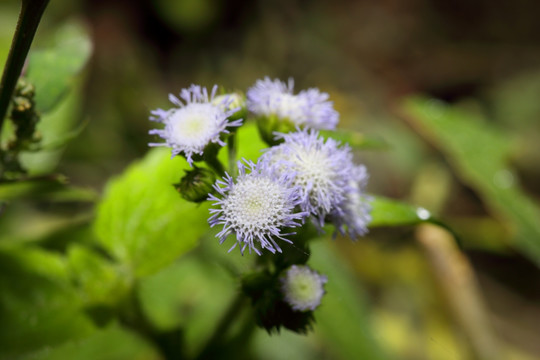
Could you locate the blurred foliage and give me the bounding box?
[402,96,540,264]
[1,0,540,359]
[0,245,95,359]
[26,21,92,114]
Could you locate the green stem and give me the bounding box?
[195,293,247,360]
[227,133,237,176]
[205,155,225,176]
[0,0,49,134]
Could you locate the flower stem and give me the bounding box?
[205,155,225,176]
[194,293,247,360]
[227,133,237,176]
[0,0,49,136]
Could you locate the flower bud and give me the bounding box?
[255,114,296,146]
[175,166,216,203]
[242,267,321,334]
[212,92,247,123]
[280,265,327,312]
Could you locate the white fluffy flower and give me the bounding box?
[260,129,355,228]
[149,85,242,166]
[208,160,307,255]
[247,77,338,130]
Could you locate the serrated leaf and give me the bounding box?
[94,148,210,277]
[401,96,540,265]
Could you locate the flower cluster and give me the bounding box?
[150,77,371,332]
[149,78,371,256]
[246,77,339,130]
[208,128,370,254]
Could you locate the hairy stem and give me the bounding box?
[205,155,225,176]
[0,0,49,134]
[227,133,237,176]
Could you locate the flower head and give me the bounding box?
[280,265,327,312]
[149,85,243,166]
[260,128,356,228]
[246,77,339,130]
[208,160,307,255]
[331,165,372,239]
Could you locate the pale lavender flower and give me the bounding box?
[260,128,355,228]
[331,165,372,239]
[280,265,327,312]
[149,85,243,166]
[208,160,307,255]
[246,77,339,130]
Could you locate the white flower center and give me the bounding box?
[269,93,308,124]
[168,103,221,148]
[287,145,338,209]
[223,176,287,233]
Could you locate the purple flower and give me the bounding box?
[260,128,354,228]
[280,265,327,312]
[208,160,307,255]
[246,77,339,130]
[331,165,372,239]
[149,85,243,166]
[261,128,371,237]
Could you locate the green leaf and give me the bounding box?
[0,245,95,359]
[310,240,389,360]
[320,129,388,150]
[26,21,92,114]
[21,325,162,360]
[94,148,210,277]
[138,254,236,357]
[369,195,433,227]
[67,244,131,306]
[401,96,540,265]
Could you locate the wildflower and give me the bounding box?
[208,160,307,255]
[246,77,339,130]
[260,128,356,228]
[331,164,372,238]
[149,85,243,166]
[280,265,327,312]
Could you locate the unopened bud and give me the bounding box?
[213,92,247,123]
[280,265,327,312]
[256,114,296,146]
[175,166,216,203]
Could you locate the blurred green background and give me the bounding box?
[1,0,540,359]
